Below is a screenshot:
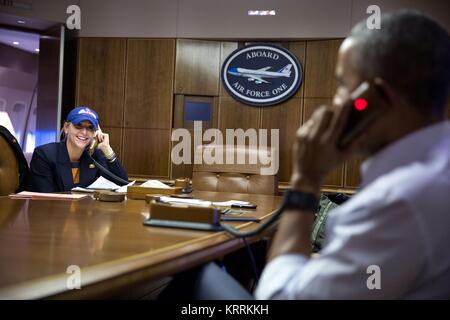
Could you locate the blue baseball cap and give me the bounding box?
[66,107,99,130]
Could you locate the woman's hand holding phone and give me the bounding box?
[93,125,114,158]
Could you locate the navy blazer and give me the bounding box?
[29,141,128,192]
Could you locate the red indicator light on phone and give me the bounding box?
[354,98,367,111]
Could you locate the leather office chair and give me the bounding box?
[0,133,20,196]
[192,145,278,195]
[192,145,278,290]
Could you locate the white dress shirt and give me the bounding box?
[255,121,450,299]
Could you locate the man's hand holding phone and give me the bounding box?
[291,103,354,194]
[291,80,390,193]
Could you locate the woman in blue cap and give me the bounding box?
[29,106,128,192]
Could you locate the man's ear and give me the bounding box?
[373,77,398,108]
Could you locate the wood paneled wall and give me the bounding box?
[171,38,360,190]
[174,39,221,95]
[122,39,175,177]
[76,38,126,157]
[75,37,365,190]
[75,38,175,178]
[303,40,345,187]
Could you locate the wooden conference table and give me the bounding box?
[0,191,281,299]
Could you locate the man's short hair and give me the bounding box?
[349,10,450,116]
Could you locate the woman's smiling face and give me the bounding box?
[65,120,95,151]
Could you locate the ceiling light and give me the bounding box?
[17,20,26,24]
[248,10,276,16]
[13,41,19,45]
[35,48,40,52]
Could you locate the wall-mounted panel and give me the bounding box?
[174,39,221,96]
[124,39,175,129]
[304,39,342,98]
[173,95,219,130]
[123,128,171,177]
[76,38,126,127]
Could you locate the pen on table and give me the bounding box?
[220,216,261,222]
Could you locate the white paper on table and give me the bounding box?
[71,177,134,193]
[116,180,135,193]
[85,176,124,190]
[71,187,96,193]
[10,191,88,200]
[157,196,250,207]
[139,180,172,189]
[158,196,212,206]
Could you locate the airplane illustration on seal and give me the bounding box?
[227,64,292,84]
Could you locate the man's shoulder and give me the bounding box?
[383,154,448,198]
[347,156,449,219]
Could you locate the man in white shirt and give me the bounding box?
[255,10,450,299]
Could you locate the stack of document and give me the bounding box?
[157,196,250,207]
[10,191,88,201]
[71,177,178,193]
[72,176,135,193]
[139,180,172,189]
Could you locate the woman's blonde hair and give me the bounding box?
[59,122,70,141]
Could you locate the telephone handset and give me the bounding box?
[88,137,98,156]
[85,133,129,186]
[337,80,390,150]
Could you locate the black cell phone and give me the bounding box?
[337,81,390,150]
[231,203,257,209]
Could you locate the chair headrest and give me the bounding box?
[0,134,20,195]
